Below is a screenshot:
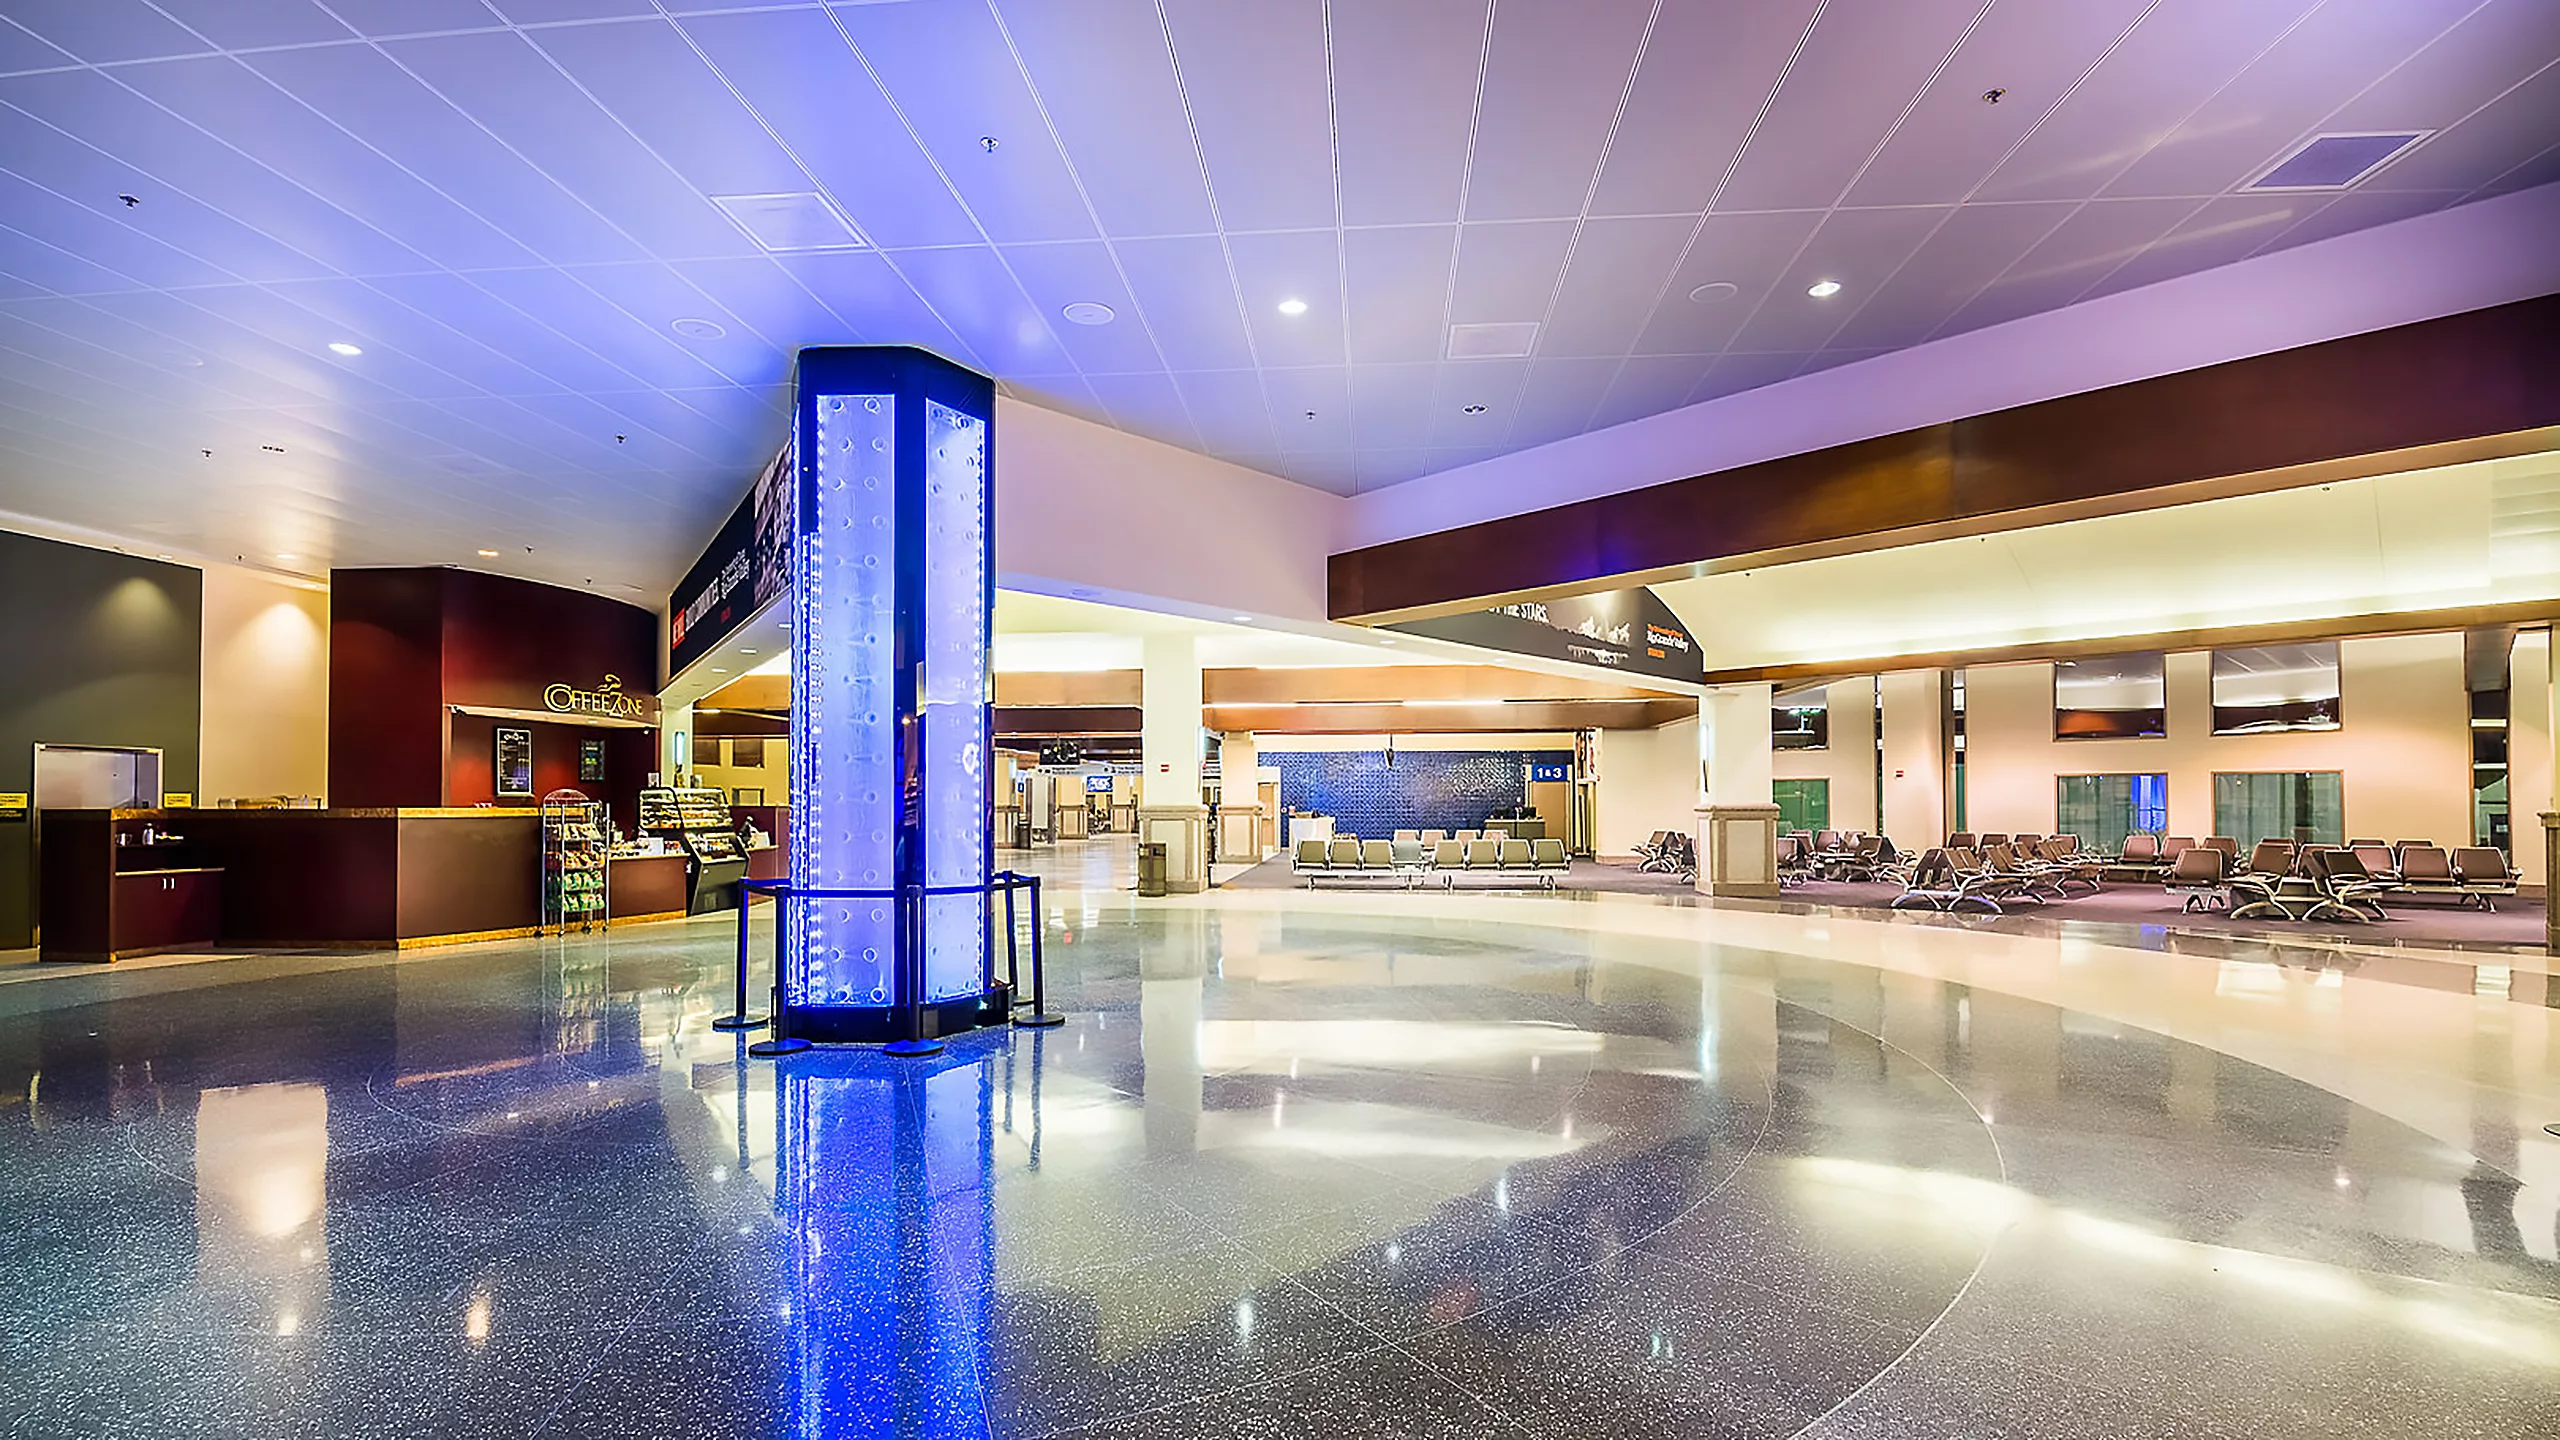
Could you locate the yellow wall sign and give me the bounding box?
[0,792,28,822]
[164,792,194,808]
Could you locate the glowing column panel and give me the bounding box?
[784,348,996,1043]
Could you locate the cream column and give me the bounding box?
[1696,682,1779,898]
[1217,731,1263,863]
[2511,630,2548,886]
[1139,633,1208,893]
[1879,669,1949,849]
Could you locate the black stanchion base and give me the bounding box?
[882,1037,946,1058]
[747,1036,813,1057]
[1012,1008,1065,1028]
[711,1014,768,1032]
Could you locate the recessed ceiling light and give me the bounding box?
[1276,298,1309,317]
[670,317,727,340]
[711,667,729,673]
[1378,638,1396,646]
[477,548,500,557]
[1688,282,1739,305]
[740,648,758,655]
[1461,404,1488,415]
[1231,615,1253,623]
[274,553,296,561]
[1061,301,1115,326]
[1807,279,1843,298]
[327,341,363,357]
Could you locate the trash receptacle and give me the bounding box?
[1137,842,1168,898]
[1013,811,1033,850]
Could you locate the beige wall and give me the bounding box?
[199,563,327,803]
[1962,635,2469,849]
[1879,669,1948,843]
[1595,717,1697,857]
[1774,681,1876,834]
[686,735,782,804]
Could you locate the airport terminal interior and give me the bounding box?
[2,3,2558,1437]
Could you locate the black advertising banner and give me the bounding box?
[1384,586,1702,683]
[669,442,795,675]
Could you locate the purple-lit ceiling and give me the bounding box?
[0,0,2553,590]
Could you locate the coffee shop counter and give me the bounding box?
[41,807,555,961]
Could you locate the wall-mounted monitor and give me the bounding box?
[2211,643,2341,734]
[2054,653,2166,740]
[1773,685,1829,750]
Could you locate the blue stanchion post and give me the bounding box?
[1015,873,1062,1028]
[712,883,767,1031]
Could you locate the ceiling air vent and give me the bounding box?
[1447,321,1539,360]
[2246,132,2428,191]
[709,192,869,251]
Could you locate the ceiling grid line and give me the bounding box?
[1412,0,1499,494]
[1150,0,1279,457]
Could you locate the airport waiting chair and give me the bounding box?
[2014,833,2044,850]
[2397,845,2463,904]
[2347,838,2388,850]
[2307,847,2391,920]
[2204,836,2239,860]
[1464,838,1504,869]
[2160,836,2196,862]
[1361,839,1394,873]
[1777,833,1814,887]
[1328,838,1364,874]
[1389,837,1427,869]
[1813,829,1842,854]
[1394,829,1421,845]
[1433,839,1465,874]
[2240,840,2295,884]
[1531,838,1569,887]
[2452,848,2517,910]
[2349,843,2401,884]
[2162,845,2231,912]
[2037,836,2104,895]
[2117,833,2160,865]
[1635,831,1683,874]
[1946,831,1977,851]
[1498,839,1533,877]
[1421,829,1446,846]
[1292,838,1332,885]
[1977,833,2010,849]
[1454,829,1481,844]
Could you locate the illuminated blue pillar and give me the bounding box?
[783,347,999,1044]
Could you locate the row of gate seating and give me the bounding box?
[1291,835,1571,889]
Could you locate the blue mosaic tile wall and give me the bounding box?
[1269,750,1571,839]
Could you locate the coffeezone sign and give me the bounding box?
[545,674,657,723]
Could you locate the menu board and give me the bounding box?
[495,727,535,798]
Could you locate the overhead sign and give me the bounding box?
[670,441,795,674]
[1383,586,1702,683]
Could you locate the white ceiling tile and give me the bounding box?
[1330,0,1486,227]
[1228,228,1343,368]
[1689,350,1811,406]
[1628,209,1824,355]
[666,255,863,356]
[530,19,819,203]
[147,0,356,48]
[1353,448,1435,492]
[996,0,1217,239]
[1341,224,1455,364]
[1843,0,2153,208]
[1975,0,2322,203]
[1495,353,1616,448]
[3,0,213,65]
[1590,0,1823,216]
[833,0,1097,244]
[263,277,565,397]
[1158,0,1334,232]
[1428,358,1528,448]
[2101,0,2471,199]
[1729,204,1947,353]
[558,260,792,387]
[1934,195,2197,336]
[490,0,658,20]
[1822,201,2075,351]
[3,67,434,278]
[1262,365,1352,452]
[1446,220,1573,330]
[380,29,753,260]
[364,270,651,392]
[1535,215,1693,357]
[889,243,1072,375]
[113,56,542,273]
[242,42,647,266]
[1172,367,1275,454]
[1269,452,1359,494]
[0,214,159,295]
[1461,0,1651,221]
[1109,234,1251,369]
[2255,186,2463,254]
[680,8,981,250]
[1078,370,1201,451]
[2366,61,2560,195]
[1347,362,1437,449]
[2077,193,2326,302]
[1590,352,1716,430]
[466,264,739,389]
[1717,0,1991,212]
[764,249,979,367]
[0,19,76,75]
[311,0,504,38]
[2327,0,2560,133]
[2476,142,2560,198]
[997,240,1168,373]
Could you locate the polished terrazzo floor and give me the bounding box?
[3,841,2556,1439]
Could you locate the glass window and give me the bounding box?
[2056,774,2167,853]
[2214,772,2343,846]
[2055,653,2167,739]
[1773,778,1829,834]
[2211,643,2340,734]
[1773,687,1828,750]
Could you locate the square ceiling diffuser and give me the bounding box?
[1447,321,1540,360]
[709,192,869,251]
[2246,132,2429,191]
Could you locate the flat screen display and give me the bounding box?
[2054,653,2167,740]
[2211,643,2340,734]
